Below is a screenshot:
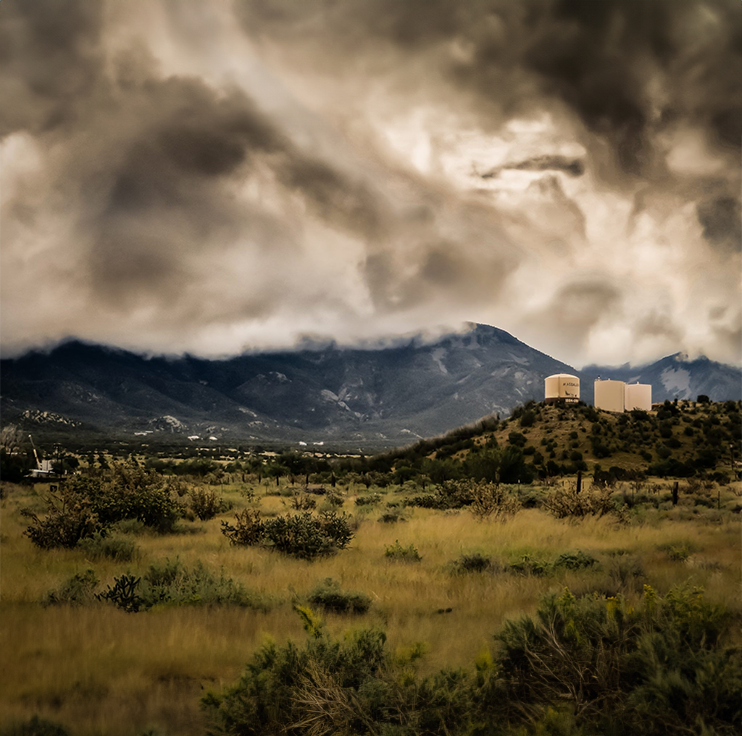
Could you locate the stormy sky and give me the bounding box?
[1,0,740,367]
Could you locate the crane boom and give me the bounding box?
[28,434,42,470]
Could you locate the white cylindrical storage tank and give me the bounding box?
[594,379,625,413]
[544,373,580,403]
[625,383,652,412]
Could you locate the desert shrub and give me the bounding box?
[23,468,182,547]
[605,553,646,595]
[507,554,551,576]
[203,606,477,736]
[223,509,354,559]
[22,485,99,549]
[378,510,406,523]
[77,533,138,562]
[658,541,698,562]
[97,559,263,612]
[450,553,493,574]
[406,479,474,510]
[385,540,422,562]
[264,512,353,559]
[89,467,180,532]
[188,487,228,520]
[323,492,344,508]
[96,573,144,612]
[2,715,71,736]
[496,585,740,735]
[355,493,382,506]
[470,481,521,520]
[308,578,371,614]
[289,493,317,511]
[553,550,599,571]
[407,478,523,512]
[544,483,614,519]
[221,509,265,545]
[45,569,99,606]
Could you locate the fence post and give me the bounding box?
[672,481,679,506]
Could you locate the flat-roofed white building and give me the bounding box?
[625,383,652,412]
[594,379,625,413]
[544,373,580,403]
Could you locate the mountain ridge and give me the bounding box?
[2,324,739,450]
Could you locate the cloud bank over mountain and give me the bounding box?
[1,0,739,367]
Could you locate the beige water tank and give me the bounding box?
[544,373,580,403]
[594,379,625,413]
[625,383,652,412]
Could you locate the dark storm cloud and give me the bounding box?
[481,155,584,179]
[696,195,742,252]
[236,0,742,177]
[0,0,104,136]
[524,278,622,358]
[636,311,682,344]
[2,0,525,356]
[0,1,393,315]
[2,0,740,365]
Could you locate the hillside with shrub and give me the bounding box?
[379,399,741,485]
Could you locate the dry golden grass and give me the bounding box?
[1,478,740,734]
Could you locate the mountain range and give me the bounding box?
[1,324,739,450]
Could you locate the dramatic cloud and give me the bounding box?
[1,0,740,366]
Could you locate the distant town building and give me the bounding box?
[594,379,652,413]
[544,373,580,403]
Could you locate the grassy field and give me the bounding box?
[1,474,741,735]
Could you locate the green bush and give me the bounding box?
[264,511,354,559]
[378,510,406,523]
[77,533,138,562]
[289,493,317,511]
[89,467,180,532]
[544,483,614,519]
[355,493,382,506]
[22,468,182,548]
[203,606,473,736]
[22,485,100,549]
[323,492,344,508]
[553,550,599,570]
[659,541,697,562]
[222,510,354,559]
[221,509,265,546]
[97,559,264,612]
[507,553,551,577]
[385,540,422,562]
[469,481,521,520]
[496,585,740,734]
[407,480,474,510]
[188,487,228,520]
[450,553,493,574]
[45,569,99,606]
[308,578,371,614]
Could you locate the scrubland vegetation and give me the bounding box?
[1,400,740,735]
